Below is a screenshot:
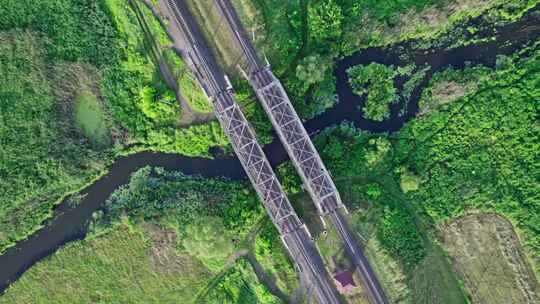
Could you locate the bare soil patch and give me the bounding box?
[440,213,539,304]
[431,80,471,105]
[418,79,476,116]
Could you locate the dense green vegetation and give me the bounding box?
[1,0,539,302]
[237,0,536,120]
[0,0,228,156]
[5,167,294,303]
[311,124,427,268]
[0,31,110,253]
[396,44,540,269]
[0,0,118,66]
[0,0,231,253]
[345,62,432,121]
[99,166,298,297]
[96,167,262,237]
[351,0,444,22]
[202,259,281,303]
[278,121,467,302]
[306,42,538,301]
[100,0,228,155]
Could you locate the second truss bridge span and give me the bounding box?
[214,0,344,216]
[165,0,341,302]
[214,1,389,303]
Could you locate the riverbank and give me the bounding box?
[1,3,539,296]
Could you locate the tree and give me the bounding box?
[347,63,399,121]
[365,183,382,200]
[399,167,421,193]
[296,55,329,86]
[365,137,391,166]
[308,0,344,45]
[137,86,179,125]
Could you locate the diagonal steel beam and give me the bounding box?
[165,1,341,302]
[213,1,390,303]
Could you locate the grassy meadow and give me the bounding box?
[2,224,212,303]
[2,223,281,303]
[2,167,297,303]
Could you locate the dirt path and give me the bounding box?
[137,0,214,126]
[192,217,291,303]
[244,251,291,303]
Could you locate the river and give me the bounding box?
[0,5,538,294]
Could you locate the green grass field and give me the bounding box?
[2,224,211,303]
[74,91,111,147]
[3,168,294,303]
[2,223,280,303]
[441,213,540,303]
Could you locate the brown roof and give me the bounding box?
[334,270,357,288]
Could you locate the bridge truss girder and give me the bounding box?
[250,68,345,215]
[213,91,301,234]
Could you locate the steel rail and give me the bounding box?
[166,1,341,302]
[213,1,389,303]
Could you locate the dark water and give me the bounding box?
[0,6,538,294]
[330,6,540,134]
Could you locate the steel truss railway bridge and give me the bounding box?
[166,0,389,302]
[213,1,389,303]
[166,0,341,302]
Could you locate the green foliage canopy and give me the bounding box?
[183,216,234,271]
[347,63,399,121]
[397,46,540,265]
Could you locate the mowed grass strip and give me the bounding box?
[409,244,468,304]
